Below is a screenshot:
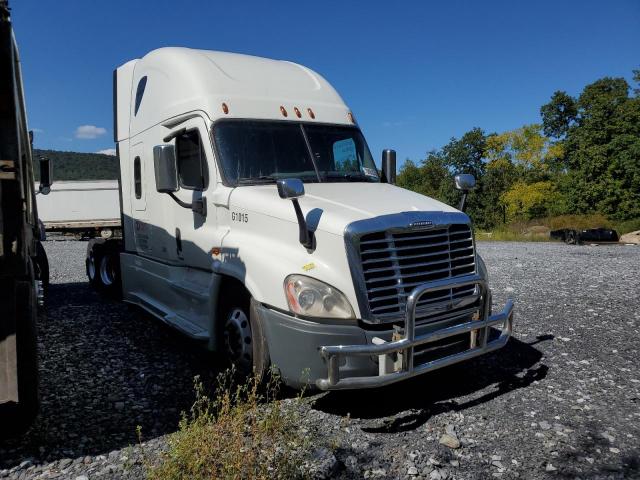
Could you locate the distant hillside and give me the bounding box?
[33,149,119,181]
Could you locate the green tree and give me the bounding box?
[398,128,497,228]
[441,127,487,179]
[540,74,640,220]
[540,91,578,139]
[33,149,119,181]
[501,181,561,222]
[397,153,456,204]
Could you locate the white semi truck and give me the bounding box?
[87,47,514,390]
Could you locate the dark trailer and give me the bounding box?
[0,0,50,437]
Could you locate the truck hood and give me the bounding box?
[228,183,462,236]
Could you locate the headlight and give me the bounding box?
[284,275,355,319]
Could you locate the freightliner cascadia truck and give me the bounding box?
[1,0,51,436]
[87,47,514,390]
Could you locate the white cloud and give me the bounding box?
[75,125,107,139]
[96,148,117,156]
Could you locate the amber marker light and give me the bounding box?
[221,103,229,114]
[307,108,315,119]
[294,107,302,118]
[280,106,288,117]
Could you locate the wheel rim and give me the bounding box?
[223,308,252,371]
[88,252,96,280]
[99,254,116,286]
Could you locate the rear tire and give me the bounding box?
[86,240,121,298]
[98,250,121,298]
[0,274,39,438]
[34,241,49,291]
[86,242,103,289]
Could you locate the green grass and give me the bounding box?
[477,214,640,242]
[476,230,550,242]
[142,371,309,480]
[612,218,640,236]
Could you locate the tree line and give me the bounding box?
[33,149,119,181]
[397,70,640,230]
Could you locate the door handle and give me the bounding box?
[175,227,183,256]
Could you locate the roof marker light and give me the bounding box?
[280,106,288,117]
[221,103,229,114]
[294,107,302,118]
[307,108,315,119]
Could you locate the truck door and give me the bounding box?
[157,116,221,333]
[168,117,219,270]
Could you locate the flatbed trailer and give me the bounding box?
[36,180,121,239]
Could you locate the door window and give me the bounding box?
[176,130,207,190]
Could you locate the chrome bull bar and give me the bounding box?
[316,274,514,390]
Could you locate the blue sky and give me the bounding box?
[12,0,640,165]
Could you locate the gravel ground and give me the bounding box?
[1,240,639,479]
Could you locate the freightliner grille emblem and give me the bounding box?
[409,220,433,228]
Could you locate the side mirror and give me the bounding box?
[39,156,52,195]
[277,178,305,199]
[381,149,396,185]
[455,174,476,192]
[277,178,313,249]
[154,145,206,216]
[153,145,179,193]
[454,173,476,212]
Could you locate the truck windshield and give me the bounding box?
[213,120,380,186]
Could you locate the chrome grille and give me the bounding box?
[358,223,477,322]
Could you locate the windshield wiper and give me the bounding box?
[237,175,278,185]
[323,172,374,182]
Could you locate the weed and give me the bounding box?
[146,371,308,480]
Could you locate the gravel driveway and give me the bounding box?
[1,241,639,479]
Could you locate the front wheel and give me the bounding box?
[221,298,270,380]
[565,230,577,245]
[224,307,254,374]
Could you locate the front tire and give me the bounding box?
[221,296,270,380]
[224,306,254,375]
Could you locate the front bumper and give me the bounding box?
[316,274,513,390]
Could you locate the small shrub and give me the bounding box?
[613,218,640,235]
[145,371,307,480]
